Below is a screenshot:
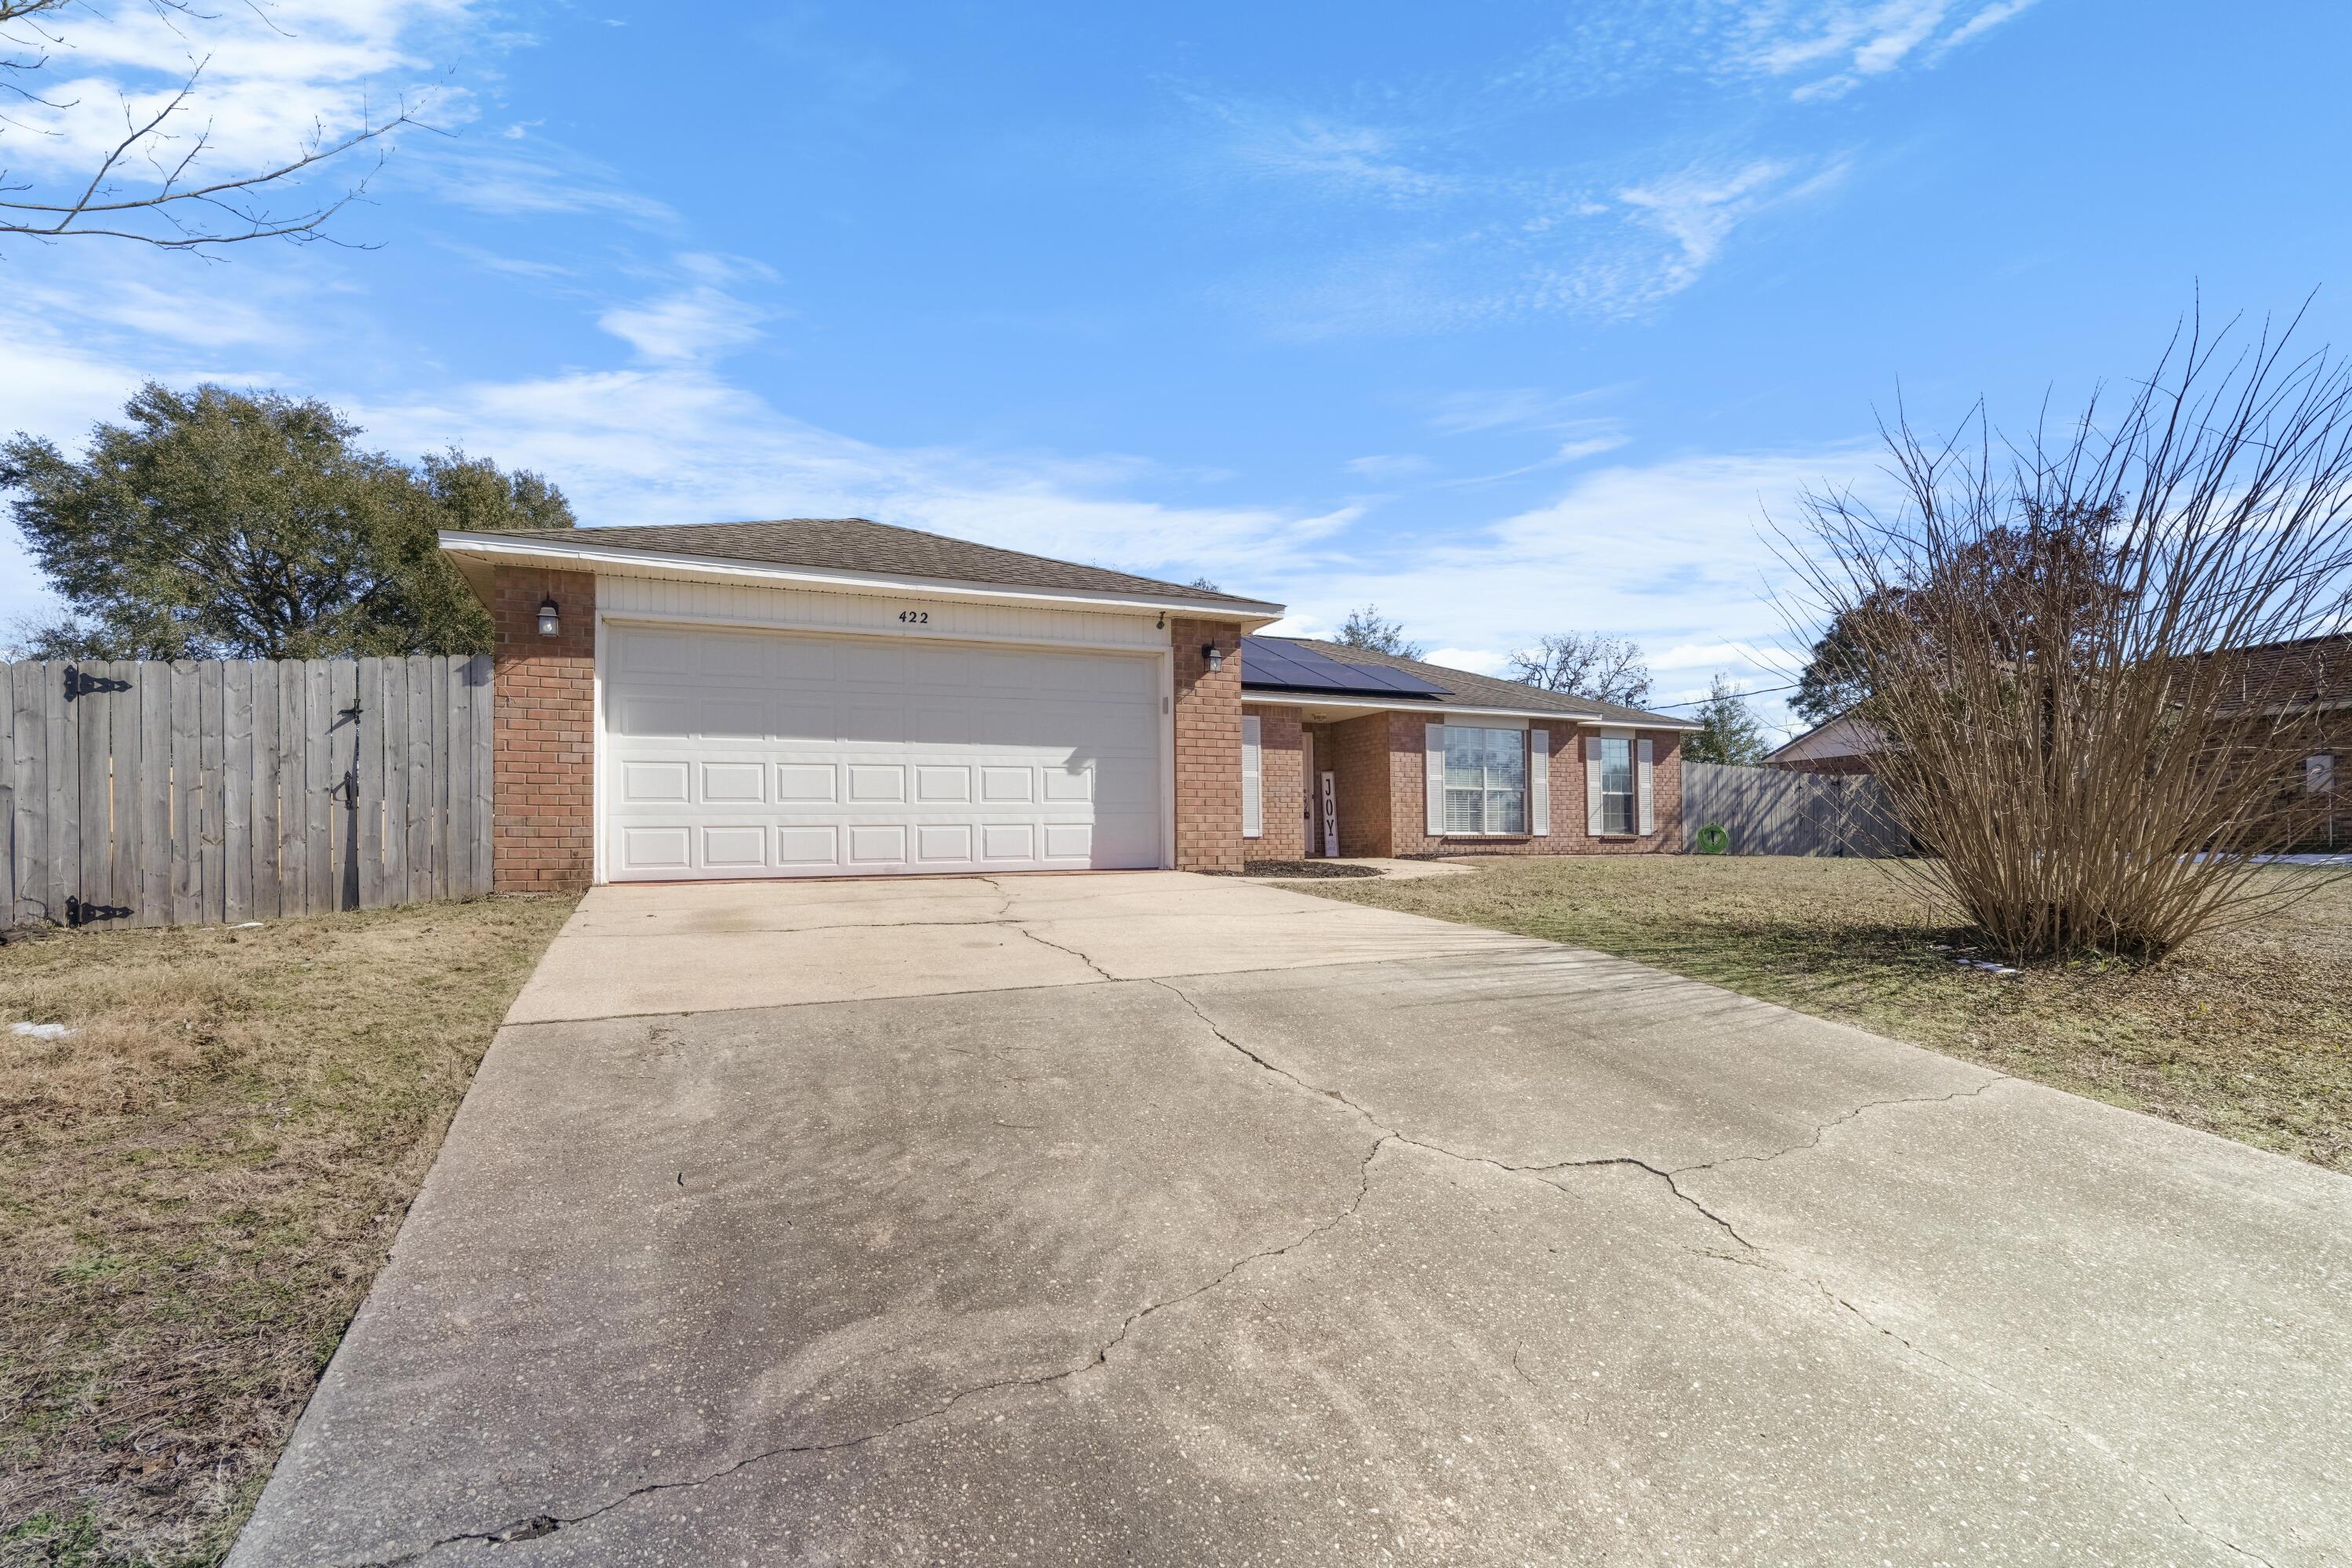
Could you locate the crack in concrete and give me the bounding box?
[1145,978,2276,1568]
[1014,924,1120,983]
[332,1003,1388,1568]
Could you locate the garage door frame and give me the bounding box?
[591,606,1176,883]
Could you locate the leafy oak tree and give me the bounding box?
[2,382,572,659]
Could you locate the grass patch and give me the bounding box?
[1294,856,2352,1171]
[0,895,575,1567]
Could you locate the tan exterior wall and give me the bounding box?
[492,565,597,894]
[1172,619,1247,872]
[1244,702,1306,860]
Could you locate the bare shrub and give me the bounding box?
[1787,307,2352,962]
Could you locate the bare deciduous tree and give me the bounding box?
[1785,303,2352,961]
[1508,631,1652,706]
[0,0,419,252]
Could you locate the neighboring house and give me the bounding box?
[439,518,1693,891]
[1240,639,1693,859]
[1765,710,1886,776]
[2215,632,2347,852]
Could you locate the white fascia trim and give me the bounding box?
[1579,716,1703,733]
[438,530,1287,626]
[1240,691,1601,723]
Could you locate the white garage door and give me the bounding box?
[602,624,1164,880]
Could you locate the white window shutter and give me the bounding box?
[1529,728,1550,836]
[1425,724,1447,837]
[1637,737,1656,836]
[1584,735,1604,836]
[1241,714,1263,839]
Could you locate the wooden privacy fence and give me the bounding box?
[1682,760,1911,858]
[0,656,493,931]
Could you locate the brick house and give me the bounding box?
[440,519,1693,892]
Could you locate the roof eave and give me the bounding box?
[437,530,1287,626]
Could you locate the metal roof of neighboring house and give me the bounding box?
[1244,637,1693,728]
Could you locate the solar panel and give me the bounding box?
[1239,637,1450,699]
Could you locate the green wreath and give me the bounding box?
[1695,822,1732,855]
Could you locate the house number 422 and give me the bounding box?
[897,610,930,625]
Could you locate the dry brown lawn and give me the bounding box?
[0,895,575,1568]
[1295,856,2352,1172]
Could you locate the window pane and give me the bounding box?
[1486,730,1526,789]
[1444,728,1486,789]
[1488,789,1526,834]
[1599,735,1633,796]
[1445,788,1485,834]
[1602,790,1635,836]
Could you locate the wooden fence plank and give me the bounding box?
[278,660,307,915]
[330,660,359,912]
[167,662,197,924]
[45,665,73,925]
[74,662,110,924]
[251,662,280,921]
[223,662,254,924]
[468,655,494,895]
[303,661,332,915]
[134,660,169,927]
[106,661,140,926]
[5,666,33,924]
[196,661,225,924]
[0,663,13,927]
[356,658,383,909]
[444,657,472,898]
[406,656,434,900]
[380,658,408,906]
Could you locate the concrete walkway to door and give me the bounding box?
[232,872,2352,1566]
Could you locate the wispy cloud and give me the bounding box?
[597,254,779,365]
[1204,100,1454,202]
[1739,0,2045,100]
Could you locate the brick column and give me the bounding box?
[492,566,597,893]
[1171,619,1244,872]
[1246,703,1305,859]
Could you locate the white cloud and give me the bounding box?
[1345,453,1436,478]
[1740,0,2043,99]
[1204,100,1453,202]
[1426,646,1511,676]
[597,260,777,365]
[0,0,474,194]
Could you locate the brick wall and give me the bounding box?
[1326,713,1396,858]
[1370,713,1684,857]
[1172,619,1246,872]
[492,566,597,893]
[1245,703,1305,859]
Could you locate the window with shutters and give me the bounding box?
[1599,735,1635,835]
[1441,726,1527,834]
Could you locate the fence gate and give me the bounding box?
[0,656,493,931]
[1681,760,1908,858]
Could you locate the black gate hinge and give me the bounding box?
[65,896,133,927]
[64,666,132,701]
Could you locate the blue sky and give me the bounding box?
[7,1,2351,734]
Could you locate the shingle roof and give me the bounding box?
[567,518,1270,607]
[1252,638,1691,728]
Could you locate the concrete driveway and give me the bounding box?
[232,873,2352,1566]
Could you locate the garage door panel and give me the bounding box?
[847,764,906,802]
[700,761,766,804]
[775,825,839,867]
[621,760,691,804]
[845,824,907,865]
[620,826,692,871]
[775,764,836,802]
[606,627,1162,880]
[702,825,768,869]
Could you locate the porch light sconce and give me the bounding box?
[536,596,561,637]
[1203,643,1224,673]
[1155,611,1166,630]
